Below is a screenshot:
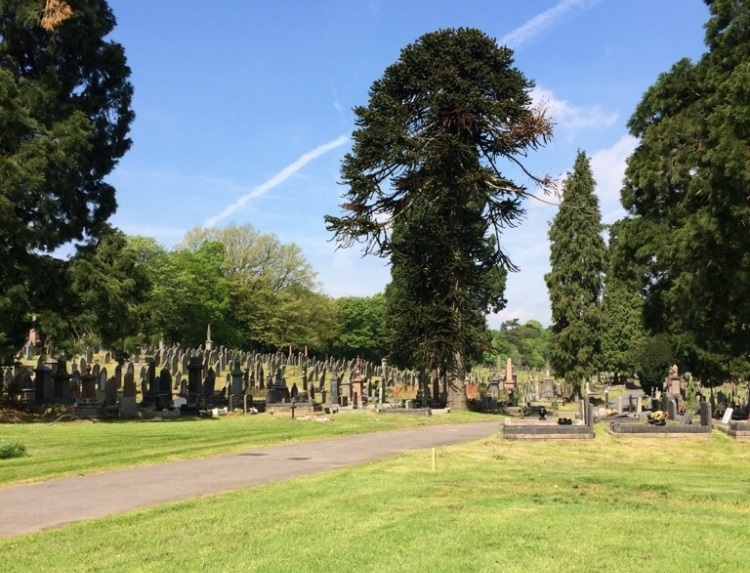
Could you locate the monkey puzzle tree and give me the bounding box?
[325,28,552,409]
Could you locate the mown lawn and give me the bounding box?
[1,424,748,572]
[0,409,483,485]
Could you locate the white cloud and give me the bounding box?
[532,86,618,131]
[590,134,638,219]
[500,0,602,50]
[203,135,349,227]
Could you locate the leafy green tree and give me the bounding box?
[0,0,133,361]
[180,224,325,350]
[63,228,150,359]
[144,241,233,348]
[180,224,316,293]
[620,0,750,382]
[545,151,606,395]
[332,294,387,362]
[269,285,339,354]
[325,28,552,409]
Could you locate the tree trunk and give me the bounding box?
[446,353,468,410]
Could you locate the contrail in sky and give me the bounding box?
[204,134,349,227]
[500,0,601,50]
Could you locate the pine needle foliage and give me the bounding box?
[545,151,606,393]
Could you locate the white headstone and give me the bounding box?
[721,408,734,424]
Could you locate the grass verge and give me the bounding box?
[1,425,748,572]
[0,409,485,486]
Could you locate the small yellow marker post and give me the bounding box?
[432,448,436,472]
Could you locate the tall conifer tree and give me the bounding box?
[545,151,606,394]
[619,0,750,382]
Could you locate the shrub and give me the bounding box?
[0,441,27,460]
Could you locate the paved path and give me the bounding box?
[0,421,499,538]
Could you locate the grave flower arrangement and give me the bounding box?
[647,410,667,426]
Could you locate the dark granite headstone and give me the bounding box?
[667,399,678,422]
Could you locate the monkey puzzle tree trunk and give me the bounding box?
[446,352,468,410]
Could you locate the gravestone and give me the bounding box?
[123,372,136,398]
[187,356,203,402]
[504,357,515,391]
[721,408,734,424]
[158,368,172,394]
[105,378,118,409]
[70,371,81,399]
[52,360,71,401]
[667,399,678,422]
[329,373,339,409]
[699,401,712,427]
[114,364,122,389]
[98,368,108,392]
[34,365,53,403]
[81,367,97,402]
[203,368,216,405]
[230,360,243,396]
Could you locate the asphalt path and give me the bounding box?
[0,421,499,539]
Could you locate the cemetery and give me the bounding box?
[4,328,749,443]
[2,1,750,570]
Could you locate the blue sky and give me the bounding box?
[105,0,710,327]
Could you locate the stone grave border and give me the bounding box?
[500,398,596,440]
[712,420,750,440]
[607,422,712,438]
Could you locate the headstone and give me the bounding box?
[105,378,118,408]
[98,368,108,392]
[699,401,712,426]
[721,408,734,424]
[70,371,81,399]
[158,367,172,394]
[231,360,243,396]
[667,399,677,422]
[51,359,71,401]
[203,368,216,402]
[81,367,97,401]
[679,412,692,426]
[504,357,514,390]
[123,372,136,398]
[114,364,123,389]
[34,365,53,402]
[187,356,203,400]
[329,373,339,408]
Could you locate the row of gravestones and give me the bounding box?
[4,357,441,403]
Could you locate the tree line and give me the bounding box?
[544,0,750,396]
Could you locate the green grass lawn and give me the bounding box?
[0,409,484,486]
[1,424,749,572]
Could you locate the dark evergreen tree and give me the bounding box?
[599,222,646,384]
[619,0,750,383]
[545,151,606,395]
[0,0,134,360]
[325,28,552,409]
